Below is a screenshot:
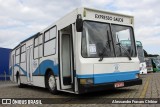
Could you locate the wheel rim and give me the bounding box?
[48,75,55,90]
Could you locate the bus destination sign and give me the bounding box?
[95,14,123,22]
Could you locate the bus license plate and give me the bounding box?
[114,82,124,88]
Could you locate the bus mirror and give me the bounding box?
[76,14,83,32]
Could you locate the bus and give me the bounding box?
[10,7,142,94]
[145,57,153,72]
[120,40,147,74]
[136,41,147,74]
[145,57,160,72]
[151,57,160,72]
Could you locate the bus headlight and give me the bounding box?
[135,74,140,79]
[80,78,93,84]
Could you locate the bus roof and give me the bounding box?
[12,7,134,51]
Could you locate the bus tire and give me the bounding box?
[46,71,58,94]
[16,73,24,88]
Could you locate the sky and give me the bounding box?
[0,0,160,54]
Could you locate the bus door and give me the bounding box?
[26,45,33,82]
[59,25,74,90]
[12,54,15,81]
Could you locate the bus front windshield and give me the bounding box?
[81,21,136,58]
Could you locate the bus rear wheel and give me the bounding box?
[46,72,58,94]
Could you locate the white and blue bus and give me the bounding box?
[10,7,142,94]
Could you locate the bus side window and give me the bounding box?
[44,26,56,56]
[15,48,20,64]
[39,34,43,58]
[20,45,26,62]
[34,37,39,59]
[34,34,43,59]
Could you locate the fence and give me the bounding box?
[0,71,10,81]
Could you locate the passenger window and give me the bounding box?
[34,34,43,59]
[21,45,26,53]
[16,48,20,64]
[20,45,26,62]
[44,26,57,56]
[50,27,56,39]
[39,34,43,44]
[45,31,50,42]
[34,37,38,47]
[16,48,20,55]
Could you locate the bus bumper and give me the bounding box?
[78,79,142,94]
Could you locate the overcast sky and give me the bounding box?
[0,0,160,54]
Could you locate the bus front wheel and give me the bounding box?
[46,71,58,94]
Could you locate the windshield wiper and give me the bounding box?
[99,31,111,61]
[116,42,132,60]
[98,40,111,61]
[107,30,111,50]
[98,47,105,61]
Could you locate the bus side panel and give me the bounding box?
[32,76,45,87]
[20,62,27,83]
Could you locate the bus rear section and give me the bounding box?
[76,8,142,93]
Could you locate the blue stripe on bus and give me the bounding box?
[15,64,27,76]
[76,74,93,78]
[12,60,58,76]
[33,60,58,75]
[77,70,139,84]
